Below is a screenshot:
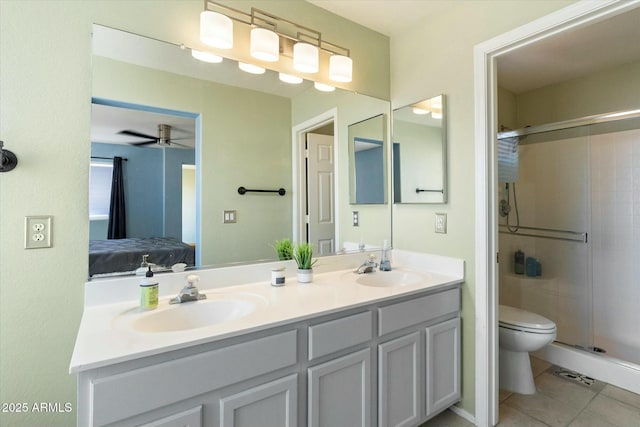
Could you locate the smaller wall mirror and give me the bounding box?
[348,114,387,204]
[393,95,447,204]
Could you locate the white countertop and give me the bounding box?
[70,250,464,374]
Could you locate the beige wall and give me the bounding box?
[390,0,574,414]
[0,1,389,426]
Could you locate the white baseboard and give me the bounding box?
[450,404,476,425]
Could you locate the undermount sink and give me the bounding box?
[355,270,425,287]
[114,293,266,333]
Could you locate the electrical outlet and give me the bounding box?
[435,213,447,234]
[352,211,359,226]
[25,216,52,249]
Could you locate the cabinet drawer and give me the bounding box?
[309,311,372,360]
[90,330,297,426]
[378,288,459,336]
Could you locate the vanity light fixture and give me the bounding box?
[412,107,430,115]
[329,55,353,82]
[279,73,303,84]
[200,10,233,49]
[201,1,352,82]
[238,62,266,74]
[191,49,223,63]
[314,82,335,92]
[250,27,279,62]
[293,42,319,73]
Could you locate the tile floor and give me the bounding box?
[421,356,640,427]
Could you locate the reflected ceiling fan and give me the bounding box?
[119,124,191,147]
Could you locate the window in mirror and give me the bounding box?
[348,114,387,204]
[392,95,447,204]
[89,160,113,221]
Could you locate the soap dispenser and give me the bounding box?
[140,266,159,310]
[136,254,151,276]
[379,240,392,271]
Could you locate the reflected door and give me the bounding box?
[307,133,335,255]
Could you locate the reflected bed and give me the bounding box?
[89,237,195,277]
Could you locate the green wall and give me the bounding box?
[512,60,640,127]
[390,0,575,415]
[0,1,389,426]
[292,89,392,250]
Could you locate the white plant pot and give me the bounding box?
[297,268,313,283]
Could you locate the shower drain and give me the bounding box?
[552,368,595,386]
[549,365,604,391]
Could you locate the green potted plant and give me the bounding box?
[293,242,317,283]
[273,238,293,261]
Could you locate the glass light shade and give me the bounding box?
[293,42,319,73]
[329,55,353,82]
[238,62,265,74]
[412,107,429,115]
[200,11,233,49]
[279,73,303,84]
[191,49,223,63]
[314,82,335,92]
[250,28,279,62]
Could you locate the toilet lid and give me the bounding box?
[499,305,556,331]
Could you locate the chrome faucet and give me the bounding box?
[355,253,378,274]
[169,274,207,304]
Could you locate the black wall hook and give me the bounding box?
[0,141,18,172]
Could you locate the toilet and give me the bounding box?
[499,305,556,394]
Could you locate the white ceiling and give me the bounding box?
[309,1,640,94]
[91,104,196,149]
[497,6,640,94]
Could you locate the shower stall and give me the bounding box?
[497,109,640,392]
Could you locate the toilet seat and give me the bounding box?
[499,305,556,334]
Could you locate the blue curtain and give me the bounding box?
[107,156,126,239]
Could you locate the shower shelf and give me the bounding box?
[499,224,587,243]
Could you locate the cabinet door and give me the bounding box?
[425,318,460,417]
[139,406,202,427]
[220,374,298,427]
[308,348,371,427]
[379,332,420,427]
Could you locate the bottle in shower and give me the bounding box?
[514,250,525,274]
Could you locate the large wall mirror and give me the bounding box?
[348,114,387,204]
[392,95,447,204]
[88,24,391,278]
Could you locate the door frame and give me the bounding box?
[473,1,640,426]
[291,108,339,245]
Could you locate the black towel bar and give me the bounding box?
[238,186,286,196]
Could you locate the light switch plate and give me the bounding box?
[435,213,447,234]
[223,210,237,223]
[25,216,52,249]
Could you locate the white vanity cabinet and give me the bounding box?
[219,374,298,427]
[307,311,374,427]
[377,287,461,427]
[77,330,299,427]
[425,317,461,417]
[76,284,460,427]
